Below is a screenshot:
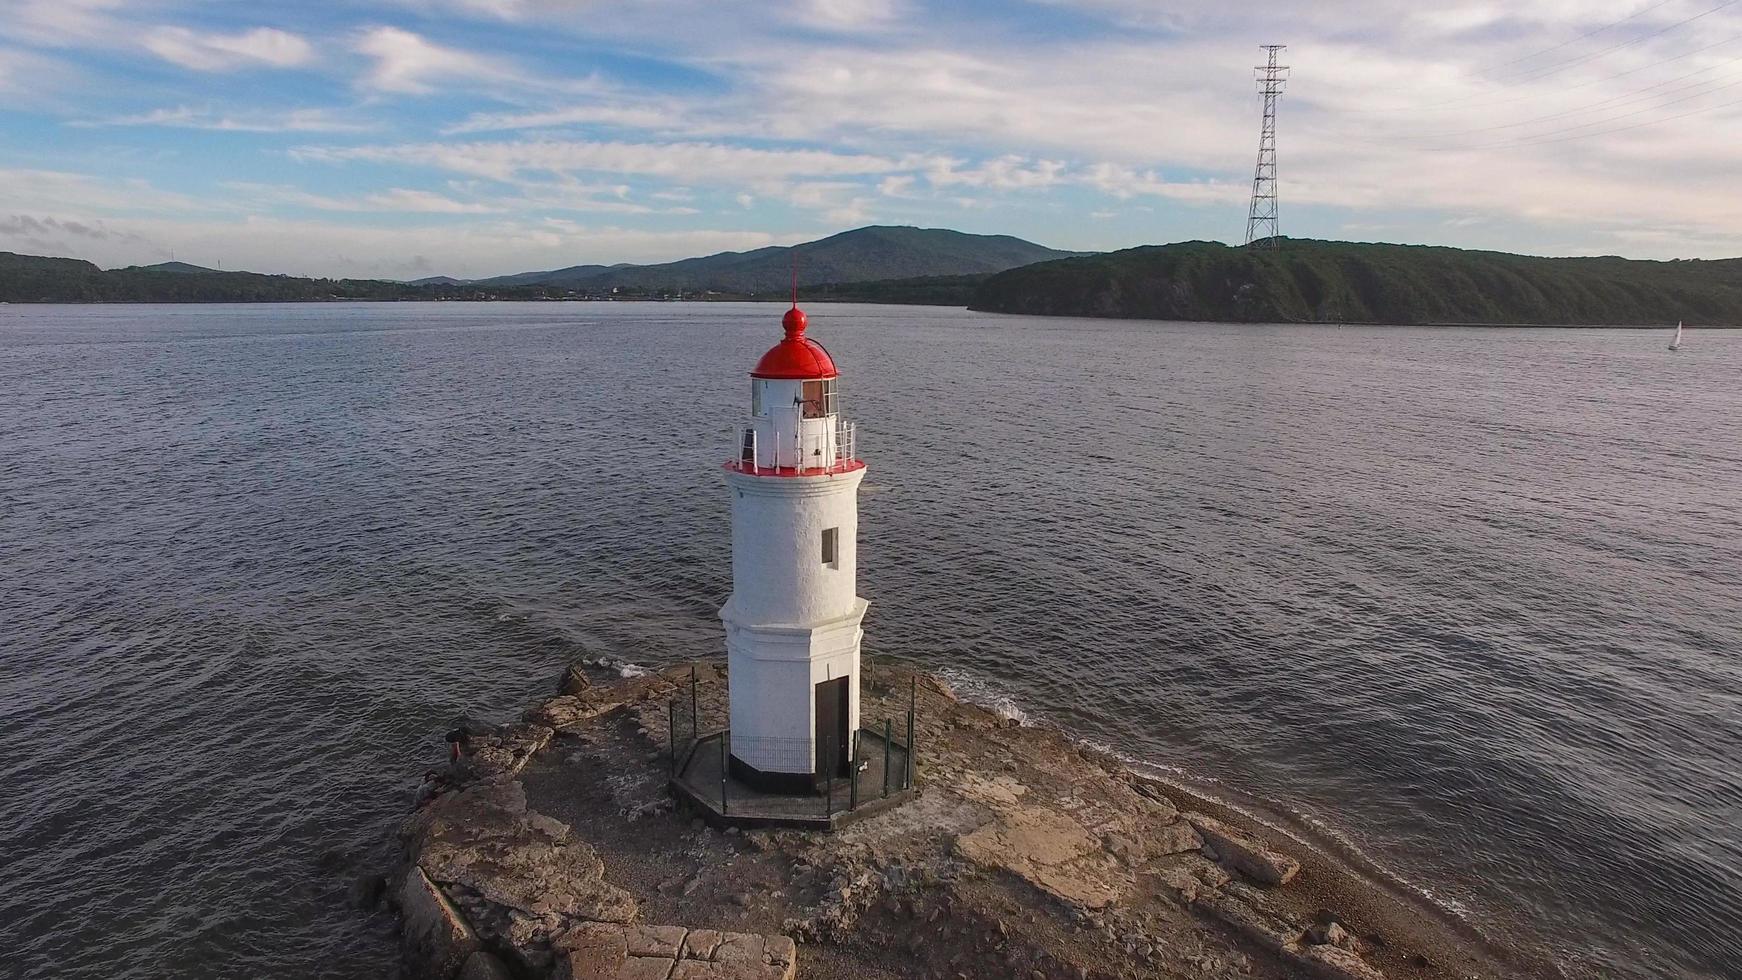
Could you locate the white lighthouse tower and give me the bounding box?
[722,301,865,793]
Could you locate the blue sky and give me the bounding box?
[3,0,1740,278]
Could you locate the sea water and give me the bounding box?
[1,303,1737,979]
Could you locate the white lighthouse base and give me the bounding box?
[721,598,866,793]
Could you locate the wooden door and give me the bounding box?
[814,677,849,783]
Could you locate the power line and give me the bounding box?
[1339,0,1742,115]
[1501,88,1742,145]
[1481,0,1684,76]
[1411,55,1742,138]
[1443,72,1742,148]
[1244,45,1287,248]
[1396,31,1742,113]
[1500,0,1740,85]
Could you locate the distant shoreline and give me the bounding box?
[4,296,1734,328]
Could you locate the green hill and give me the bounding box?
[0,251,427,303]
[476,225,1083,293]
[125,261,220,275]
[970,239,1742,326]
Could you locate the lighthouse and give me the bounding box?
[721,301,866,793]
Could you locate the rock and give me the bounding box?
[1190,890,1300,952]
[956,807,1123,909]
[1307,917,1358,951]
[1155,867,1200,903]
[454,723,554,783]
[627,925,687,958]
[681,929,724,959]
[456,951,513,980]
[554,922,628,980]
[1286,940,1388,980]
[618,956,675,980]
[1183,812,1300,886]
[525,696,608,730]
[405,778,637,969]
[1150,820,1204,856]
[349,872,387,910]
[1101,833,1142,864]
[399,867,480,980]
[1193,863,1232,891]
[1131,779,1180,820]
[559,662,592,696]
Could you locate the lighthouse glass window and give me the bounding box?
[801,379,837,419]
[822,527,839,568]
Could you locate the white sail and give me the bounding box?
[1670,321,1684,350]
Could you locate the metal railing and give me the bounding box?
[728,418,859,475]
[669,671,917,821]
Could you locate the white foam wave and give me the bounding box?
[935,667,1033,726]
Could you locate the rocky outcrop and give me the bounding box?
[453,723,552,783]
[555,923,795,980]
[395,661,798,980]
[400,866,480,979]
[955,806,1124,909]
[457,951,514,980]
[385,660,1531,980]
[559,662,592,696]
[1185,811,1301,886]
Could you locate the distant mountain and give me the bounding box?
[126,261,220,275]
[474,226,1084,292]
[971,239,1742,326]
[408,275,469,286]
[481,264,615,288]
[1,252,101,275]
[0,250,426,303]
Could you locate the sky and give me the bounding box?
[3,0,1741,279]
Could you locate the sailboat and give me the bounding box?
[1669,321,1684,352]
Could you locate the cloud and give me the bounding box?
[76,106,372,133]
[926,155,1066,190]
[795,0,907,30]
[0,213,137,241]
[225,182,503,214]
[353,26,518,94]
[877,175,915,197]
[384,0,532,21]
[295,138,913,184]
[143,27,313,71]
[442,103,681,134]
[86,214,796,278]
[0,0,128,46]
[0,44,69,97]
[1082,163,1246,204]
[0,168,203,215]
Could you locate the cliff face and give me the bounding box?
[970,240,1742,325]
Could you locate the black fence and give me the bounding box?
[668,670,919,822]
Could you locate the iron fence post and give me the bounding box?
[906,676,916,791]
[825,736,835,819]
[718,734,728,815]
[668,699,676,777]
[850,730,860,810]
[690,666,699,747]
[882,718,891,798]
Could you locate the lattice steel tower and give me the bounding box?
[1244,44,1289,247]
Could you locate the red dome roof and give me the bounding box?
[751,306,838,379]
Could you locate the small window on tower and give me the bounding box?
[751,381,762,417]
[822,527,839,568]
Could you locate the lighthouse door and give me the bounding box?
[813,677,850,783]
